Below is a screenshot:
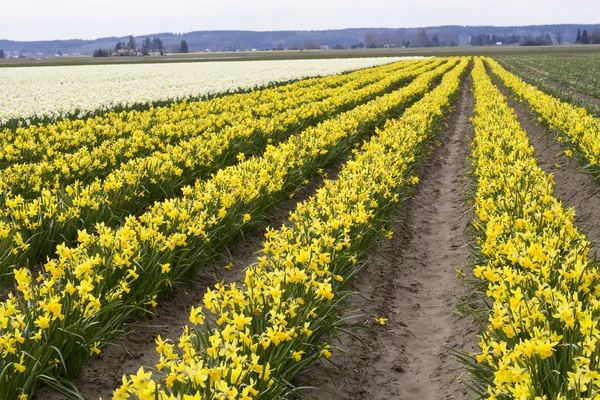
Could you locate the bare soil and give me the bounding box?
[300,78,478,400]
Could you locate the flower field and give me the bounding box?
[0,57,407,128]
[3,51,600,400]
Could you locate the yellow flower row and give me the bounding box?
[113,57,469,400]
[0,60,429,201]
[486,57,600,168]
[0,58,460,400]
[0,60,416,168]
[468,57,600,399]
[0,59,441,275]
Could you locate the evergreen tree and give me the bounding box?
[576,29,581,43]
[143,37,152,54]
[0,49,5,59]
[180,40,189,53]
[581,29,590,44]
[152,37,164,51]
[93,49,109,57]
[127,35,136,50]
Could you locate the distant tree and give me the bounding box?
[93,48,109,57]
[333,44,345,50]
[555,31,563,44]
[416,29,429,47]
[432,34,440,46]
[364,34,377,48]
[142,37,152,54]
[152,37,163,51]
[0,49,4,59]
[114,41,125,52]
[303,41,320,50]
[276,43,284,51]
[404,40,410,47]
[581,29,590,44]
[576,29,581,43]
[357,41,364,48]
[521,35,553,46]
[127,35,136,50]
[591,29,600,44]
[180,40,189,53]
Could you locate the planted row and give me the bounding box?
[0,60,382,167]
[0,60,428,200]
[0,57,404,129]
[487,58,600,176]
[0,59,442,276]
[113,57,469,400]
[464,58,600,398]
[0,58,459,400]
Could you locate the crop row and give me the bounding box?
[0,59,442,277]
[0,57,405,129]
[497,59,600,118]
[498,55,600,100]
[0,60,431,201]
[0,59,422,169]
[466,57,600,398]
[487,58,600,180]
[0,58,460,399]
[112,57,470,400]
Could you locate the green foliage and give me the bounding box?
[180,40,189,53]
[92,49,109,57]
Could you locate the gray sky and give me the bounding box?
[2,0,599,41]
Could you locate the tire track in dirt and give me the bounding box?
[35,164,342,400]
[304,78,477,400]
[494,75,600,251]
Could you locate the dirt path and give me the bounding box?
[495,77,600,250]
[35,165,341,400]
[303,78,476,400]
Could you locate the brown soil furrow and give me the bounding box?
[304,78,476,400]
[493,74,600,251]
[35,163,342,400]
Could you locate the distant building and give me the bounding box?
[114,49,139,56]
[320,45,330,50]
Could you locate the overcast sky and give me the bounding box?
[2,0,599,41]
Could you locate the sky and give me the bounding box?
[1,0,600,41]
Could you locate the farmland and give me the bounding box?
[2,50,600,400]
[0,57,408,128]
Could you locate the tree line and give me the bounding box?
[362,29,458,49]
[93,35,190,57]
[470,29,600,46]
[575,29,600,44]
[470,34,554,46]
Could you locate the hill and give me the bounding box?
[1,24,600,56]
